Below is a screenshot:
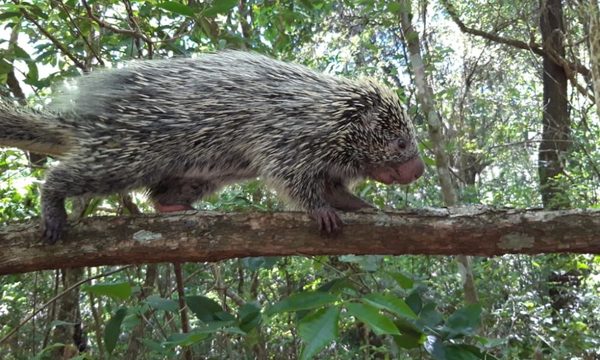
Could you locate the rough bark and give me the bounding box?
[539,0,570,209]
[1,209,599,275]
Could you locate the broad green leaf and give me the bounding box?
[345,302,400,336]
[238,302,262,332]
[25,62,39,84]
[104,307,127,355]
[204,0,238,17]
[405,291,423,314]
[186,295,225,322]
[0,11,20,21]
[363,293,417,319]
[445,344,488,360]
[0,59,13,74]
[163,322,243,347]
[299,307,340,360]
[317,277,357,295]
[157,1,195,17]
[12,45,30,60]
[445,304,482,338]
[145,295,178,312]
[388,272,415,289]
[393,332,423,349]
[419,302,444,328]
[164,331,209,347]
[83,282,132,301]
[266,292,337,316]
[32,343,67,360]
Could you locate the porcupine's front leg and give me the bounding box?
[274,170,343,233]
[324,179,374,211]
[149,177,218,212]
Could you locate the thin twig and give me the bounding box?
[54,0,104,67]
[81,0,153,58]
[15,3,86,71]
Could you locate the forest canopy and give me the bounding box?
[0,0,599,359]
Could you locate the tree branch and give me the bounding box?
[1,208,599,275]
[440,0,591,78]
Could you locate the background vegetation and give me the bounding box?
[0,0,599,359]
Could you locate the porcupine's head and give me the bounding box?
[339,79,424,185]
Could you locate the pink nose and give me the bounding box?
[368,156,426,185]
[411,157,425,180]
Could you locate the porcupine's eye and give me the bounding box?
[396,138,407,151]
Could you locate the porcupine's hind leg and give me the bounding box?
[41,160,147,243]
[149,177,218,213]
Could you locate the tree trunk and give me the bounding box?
[50,268,85,359]
[538,0,570,209]
[587,0,600,118]
[398,0,478,304]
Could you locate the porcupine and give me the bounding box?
[0,51,425,243]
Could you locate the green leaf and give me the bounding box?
[445,344,489,360]
[163,322,244,347]
[345,302,400,336]
[83,282,132,301]
[393,332,423,349]
[164,331,210,347]
[406,291,423,313]
[145,295,179,312]
[104,307,127,355]
[0,59,13,74]
[388,272,415,289]
[266,291,337,316]
[317,277,356,294]
[445,304,482,338]
[238,302,262,333]
[0,11,20,21]
[157,1,195,17]
[12,45,30,60]
[419,302,444,328]
[186,295,225,322]
[363,293,418,319]
[24,62,39,84]
[299,307,340,360]
[204,0,238,17]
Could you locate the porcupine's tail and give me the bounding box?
[0,100,70,156]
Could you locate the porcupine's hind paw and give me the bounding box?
[42,208,67,244]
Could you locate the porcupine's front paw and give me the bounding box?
[42,207,67,244]
[311,207,343,234]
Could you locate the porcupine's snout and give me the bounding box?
[367,156,425,185]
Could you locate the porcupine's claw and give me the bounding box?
[311,207,343,234]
